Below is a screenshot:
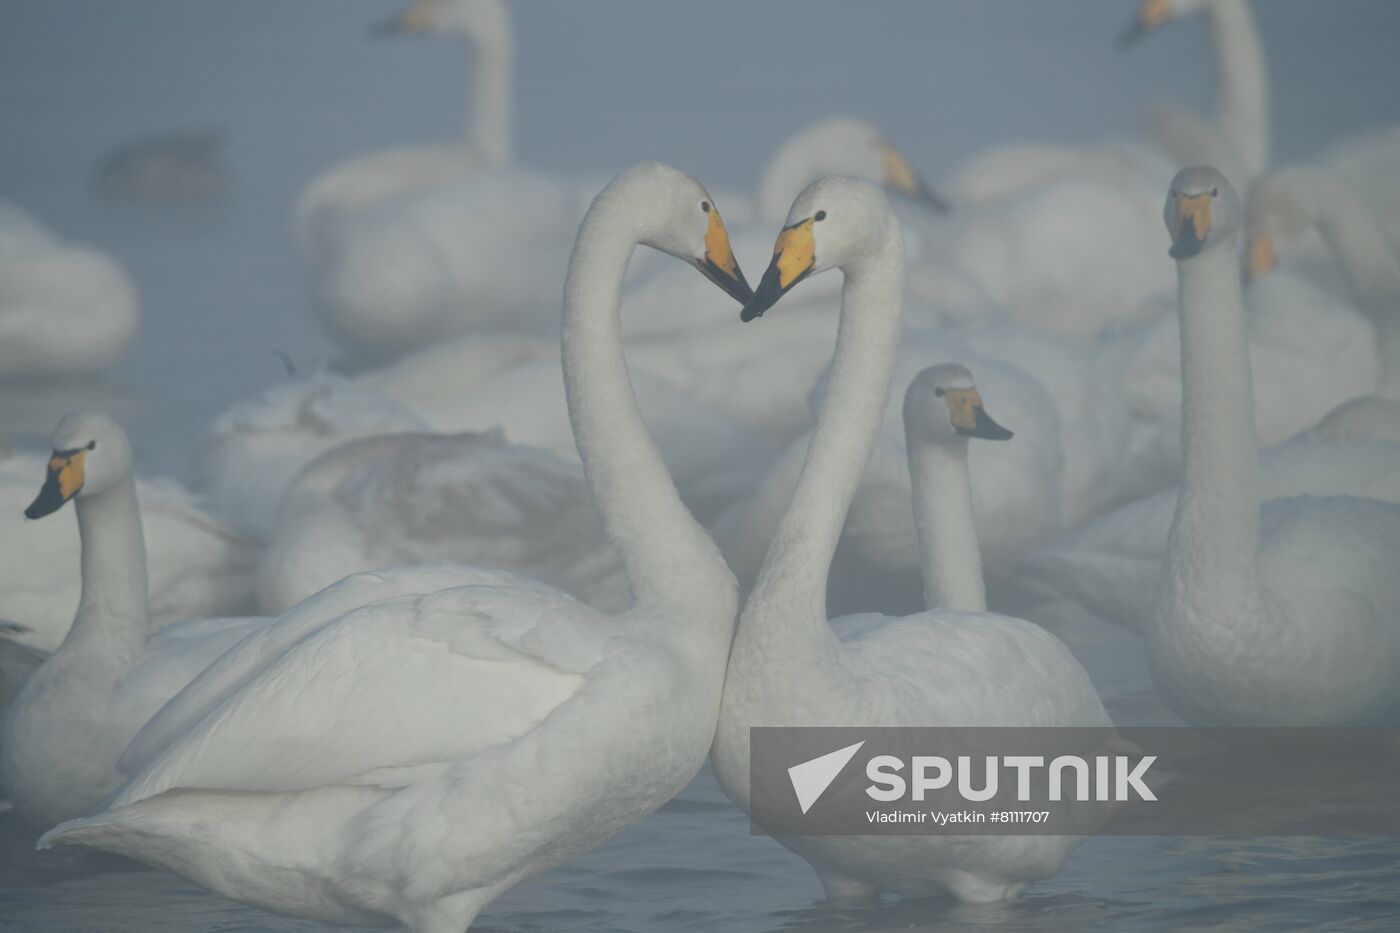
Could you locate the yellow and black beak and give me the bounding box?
[1169,192,1213,260]
[1119,0,1170,49]
[26,448,87,519]
[945,388,1013,441]
[695,204,753,305]
[1246,231,1277,280]
[883,144,951,214]
[372,0,436,37]
[741,217,817,322]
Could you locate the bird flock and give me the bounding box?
[3,1,1399,930]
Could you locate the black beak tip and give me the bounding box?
[1118,22,1146,50]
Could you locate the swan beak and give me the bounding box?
[1169,192,1213,260]
[372,0,435,37]
[946,389,1014,441]
[883,145,951,214]
[1247,232,1277,279]
[25,449,86,520]
[1119,0,1169,49]
[741,217,816,322]
[695,205,753,304]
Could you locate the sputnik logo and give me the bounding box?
[788,741,865,814]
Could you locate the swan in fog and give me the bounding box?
[1147,167,1400,726]
[295,0,512,255]
[0,202,138,381]
[41,163,750,933]
[711,178,1113,904]
[0,448,259,655]
[0,413,269,827]
[1121,0,1269,188]
[259,429,627,614]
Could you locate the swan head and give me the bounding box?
[758,118,948,226]
[1244,168,1320,279]
[904,364,1014,445]
[608,162,752,304]
[742,176,897,321]
[1164,165,1240,261]
[24,411,133,520]
[1119,0,1211,48]
[373,0,510,42]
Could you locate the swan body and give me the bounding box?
[711,178,1113,904]
[0,202,138,381]
[194,373,431,540]
[0,413,271,828]
[41,163,748,933]
[0,448,259,655]
[1011,436,1400,633]
[258,429,627,614]
[1147,167,1400,726]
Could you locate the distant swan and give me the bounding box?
[1148,166,1400,725]
[711,177,1114,904]
[41,163,750,933]
[0,202,138,381]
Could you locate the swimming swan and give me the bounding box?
[0,413,269,828]
[1147,166,1400,725]
[41,162,750,933]
[710,177,1113,904]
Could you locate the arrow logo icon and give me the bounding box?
[787,741,865,814]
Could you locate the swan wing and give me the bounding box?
[113,581,607,809]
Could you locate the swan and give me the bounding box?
[1147,166,1400,726]
[0,202,138,381]
[0,413,272,827]
[0,446,259,655]
[258,428,627,614]
[710,177,1114,904]
[295,0,512,256]
[1120,0,1270,189]
[40,162,748,933]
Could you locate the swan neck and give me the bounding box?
[1161,239,1262,631]
[467,24,513,163]
[1208,0,1270,180]
[742,229,905,651]
[561,189,735,619]
[905,435,985,612]
[62,476,149,662]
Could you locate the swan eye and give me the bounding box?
[700,201,711,213]
[814,210,827,222]
[933,387,945,397]
[86,440,96,451]
[1211,187,1219,198]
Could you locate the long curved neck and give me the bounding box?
[466,26,513,163]
[561,191,733,618]
[739,228,905,668]
[59,477,150,664]
[1159,237,1263,636]
[1305,173,1400,396]
[905,435,985,612]
[1208,0,1270,179]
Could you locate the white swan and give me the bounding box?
[1147,166,1400,726]
[0,202,138,381]
[1120,0,1270,189]
[40,163,748,933]
[710,177,1113,904]
[0,446,259,655]
[295,0,512,256]
[258,428,627,614]
[0,413,270,828]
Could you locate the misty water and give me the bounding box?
[3,1,1400,930]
